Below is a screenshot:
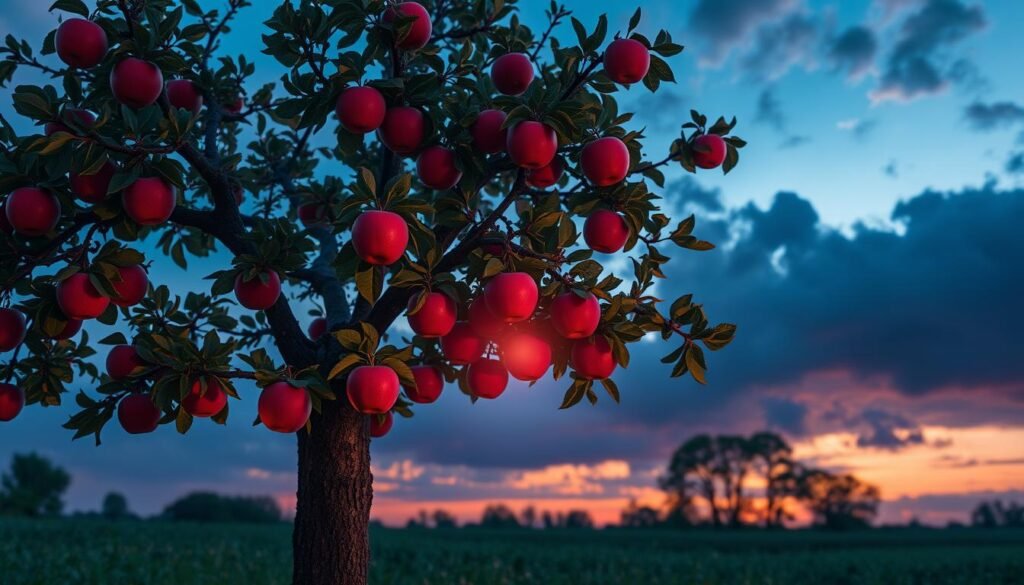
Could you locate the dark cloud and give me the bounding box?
[828,26,878,79]
[871,0,987,102]
[1006,152,1024,175]
[855,408,926,449]
[883,160,900,177]
[963,101,1024,131]
[664,177,724,213]
[738,13,820,82]
[761,397,808,436]
[755,89,811,149]
[688,0,799,66]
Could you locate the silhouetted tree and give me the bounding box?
[162,492,281,523]
[799,470,879,530]
[101,492,132,520]
[520,505,537,529]
[564,509,595,529]
[0,453,70,517]
[480,504,520,529]
[660,435,723,526]
[748,431,800,527]
[620,499,661,528]
[431,509,457,529]
[972,500,1024,528]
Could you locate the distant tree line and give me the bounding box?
[971,500,1024,528]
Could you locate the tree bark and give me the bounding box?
[292,395,372,585]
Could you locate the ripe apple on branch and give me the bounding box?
[0,0,743,582]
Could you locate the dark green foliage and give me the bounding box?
[0,452,71,517]
[162,491,283,524]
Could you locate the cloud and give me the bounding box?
[761,397,809,435]
[870,0,987,103]
[755,89,812,149]
[854,408,926,449]
[1006,152,1024,175]
[828,26,878,80]
[738,13,821,82]
[663,176,725,213]
[688,0,800,66]
[837,117,879,140]
[963,101,1024,131]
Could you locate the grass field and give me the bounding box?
[1,518,1023,584]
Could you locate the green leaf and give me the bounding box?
[49,0,90,17]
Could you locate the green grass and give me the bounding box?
[1,518,1022,584]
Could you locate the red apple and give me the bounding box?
[378,106,425,155]
[416,146,462,190]
[56,273,109,320]
[406,290,457,338]
[123,177,176,226]
[118,393,161,434]
[467,358,508,399]
[166,79,204,113]
[603,38,650,85]
[298,203,328,227]
[693,134,727,169]
[111,264,148,307]
[491,53,534,96]
[583,209,629,253]
[581,136,630,186]
[48,317,83,340]
[351,210,408,265]
[70,160,116,204]
[55,18,108,69]
[308,317,327,340]
[232,184,244,205]
[384,1,432,50]
[500,332,551,381]
[404,365,444,404]
[0,383,24,422]
[106,345,147,380]
[183,378,228,418]
[45,109,95,136]
[346,365,400,414]
[234,270,281,310]
[549,291,600,339]
[507,121,557,169]
[258,381,311,433]
[5,187,60,237]
[110,57,164,109]
[472,109,508,154]
[440,321,487,365]
[336,86,386,133]
[468,295,506,340]
[526,157,564,189]
[484,272,538,323]
[370,411,393,437]
[570,335,616,380]
[0,308,27,352]
[226,97,244,114]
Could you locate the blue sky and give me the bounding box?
[1,0,1022,526]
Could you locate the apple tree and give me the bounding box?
[0,0,742,582]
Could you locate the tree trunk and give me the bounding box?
[292,397,373,585]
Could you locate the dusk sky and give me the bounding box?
[1,0,1022,527]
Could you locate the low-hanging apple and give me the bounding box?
[416,146,462,190]
[5,187,60,237]
[56,273,109,320]
[526,157,564,189]
[603,38,650,85]
[111,265,149,307]
[406,290,457,338]
[467,358,508,399]
[336,86,386,134]
[166,79,204,113]
[507,121,557,169]
[570,335,617,380]
[370,411,394,438]
[500,331,552,381]
[468,295,506,340]
[440,321,487,365]
[234,270,282,310]
[0,308,27,352]
[106,344,147,380]
[692,134,727,169]
[123,177,176,226]
[0,383,24,422]
[55,18,108,69]
[491,53,534,96]
[581,136,630,186]
[183,379,228,418]
[48,316,83,340]
[70,160,116,204]
[549,291,601,339]
[404,365,444,404]
[346,365,400,414]
[378,106,424,155]
[471,109,508,154]
[110,57,164,109]
[351,210,408,265]
[298,203,328,227]
[484,272,539,323]
[45,108,95,136]
[308,317,327,340]
[117,393,161,434]
[258,381,311,433]
[384,1,432,50]
[583,209,630,253]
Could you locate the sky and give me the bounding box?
[1,0,1022,527]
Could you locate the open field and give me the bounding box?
[1,518,1023,584]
